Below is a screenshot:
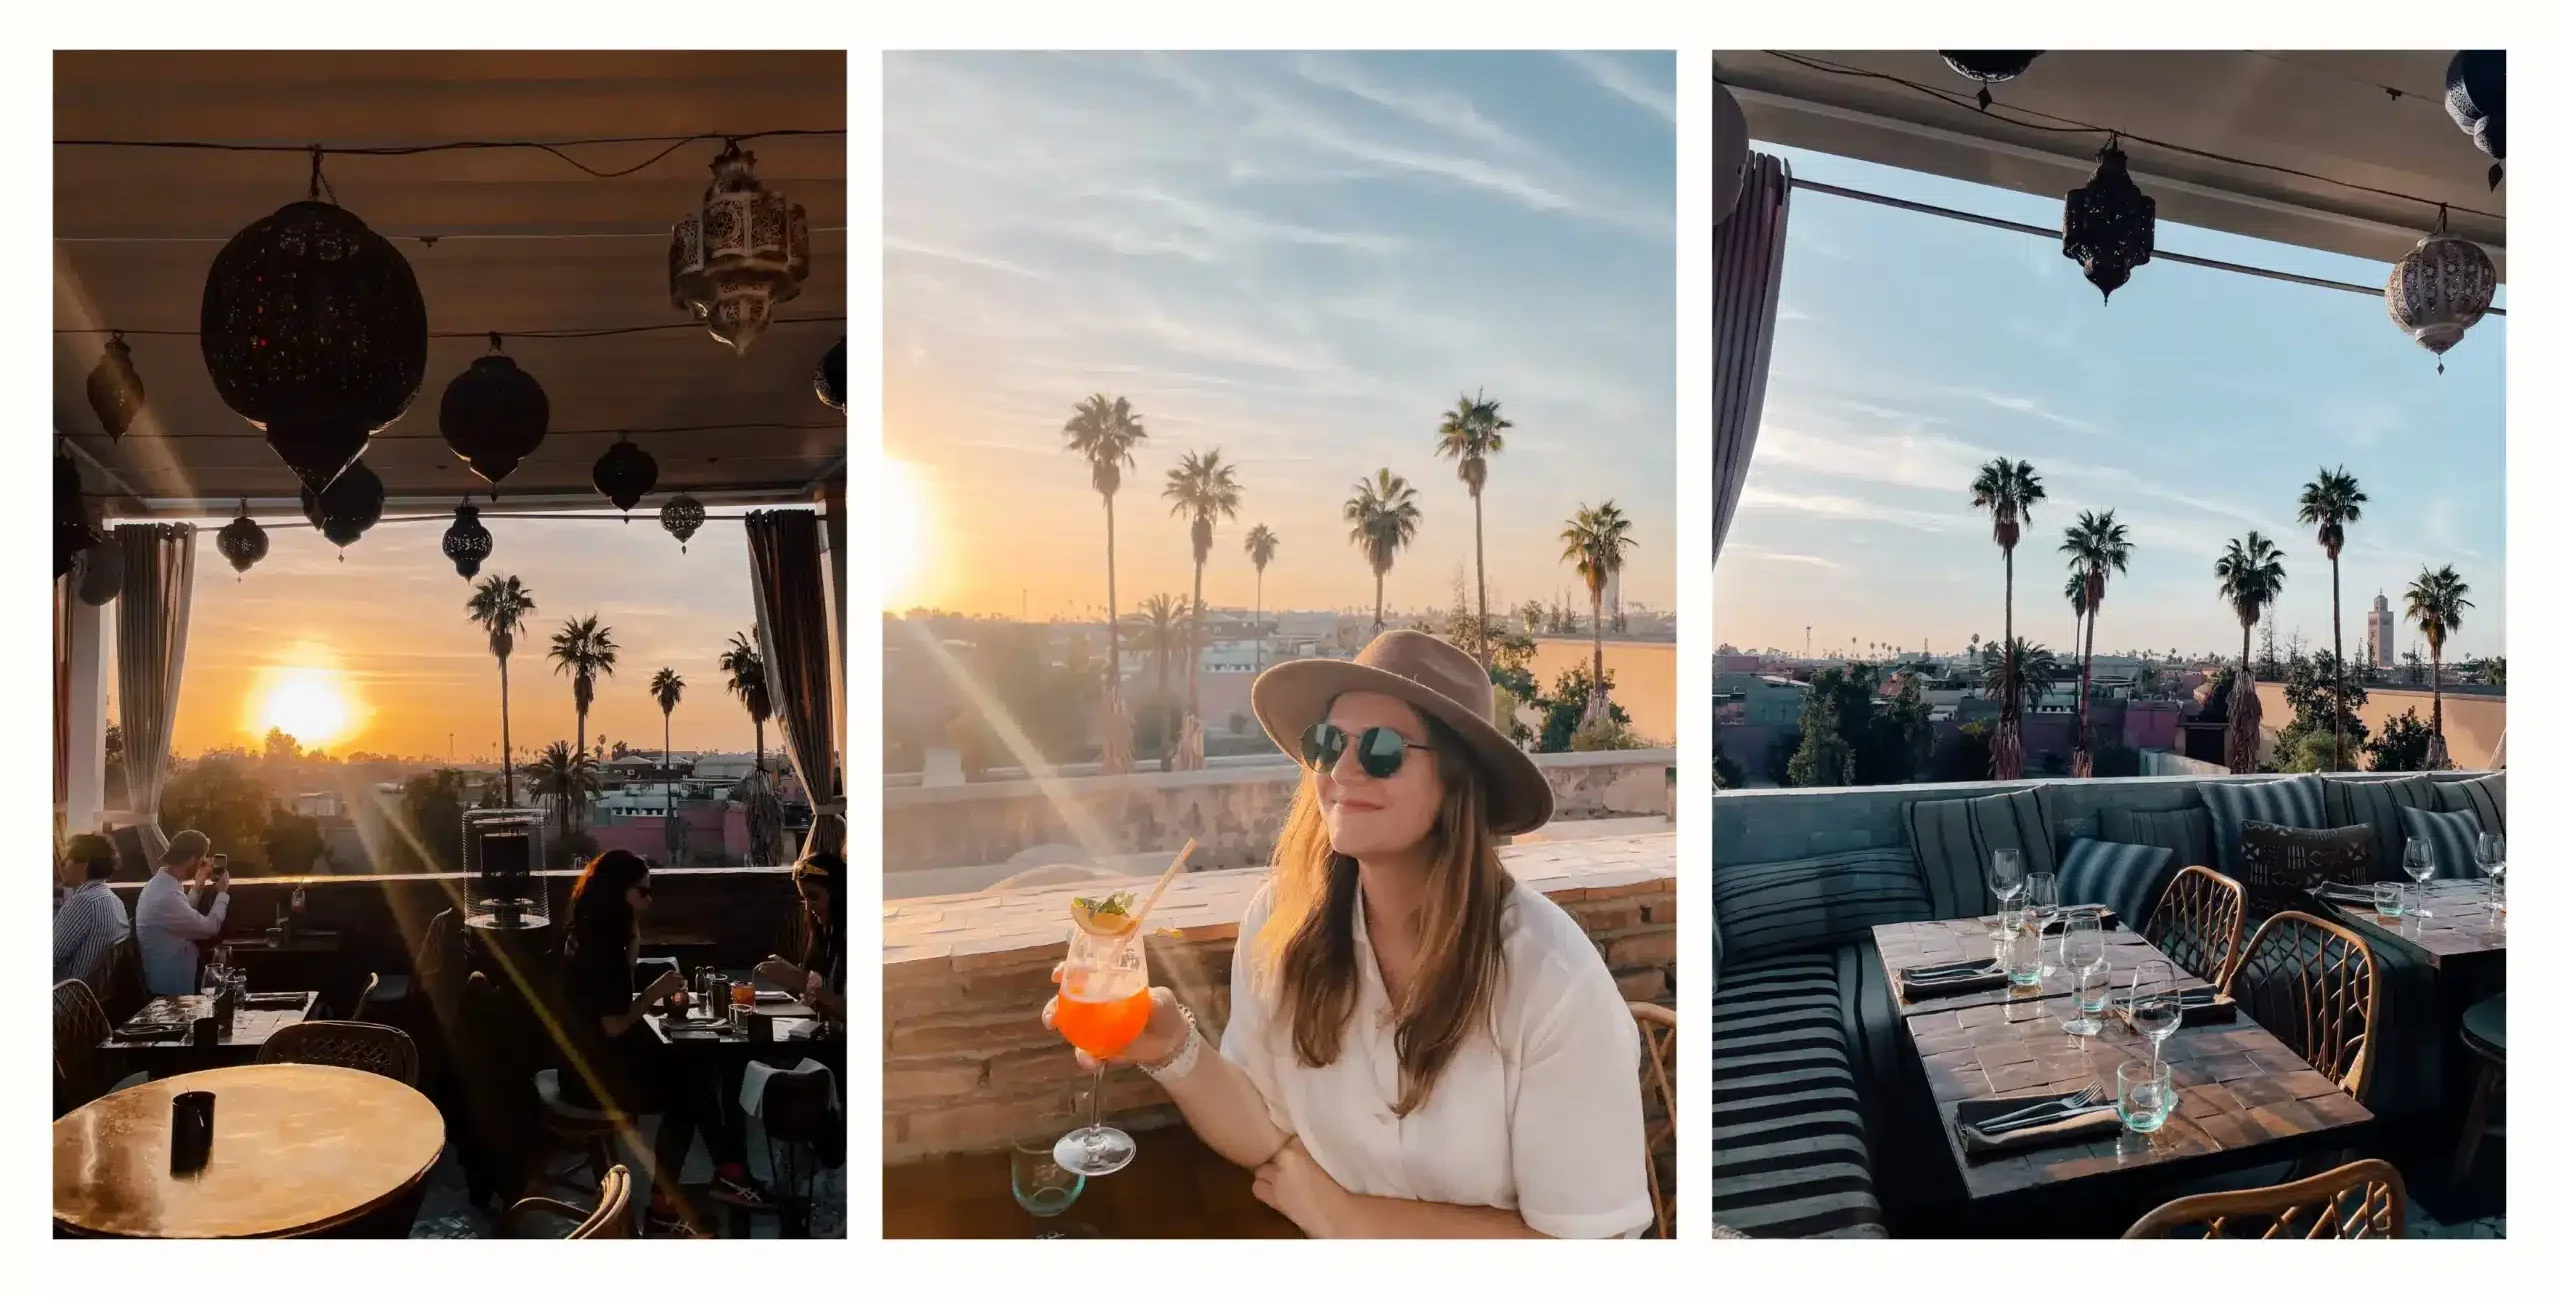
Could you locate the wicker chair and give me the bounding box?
[2124,1158,2406,1238]
[257,1020,421,1088]
[504,1165,634,1239]
[348,971,383,1023]
[100,934,145,1022]
[54,979,115,1116]
[1630,1000,1675,1239]
[2143,865,2249,990]
[2224,910,2380,1102]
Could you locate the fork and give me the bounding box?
[1977,1082,2105,1133]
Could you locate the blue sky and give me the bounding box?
[1715,145,2506,665]
[884,51,1674,620]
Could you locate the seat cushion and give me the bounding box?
[1709,953,1887,1238]
[2320,775,2437,882]
[2463,995,2506,1060]
[2436,772,2505,836]
[1711,847,1931,966]
[2197,776,2326,876]
[2056,838,2178,929]
[2096,805,2214,872]
[2399,806,2485,881]
[1904,786,2055,921]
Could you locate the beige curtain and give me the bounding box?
[744,510,844,861]
[115,523,197,861]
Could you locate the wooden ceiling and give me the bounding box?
[54,50,847,518]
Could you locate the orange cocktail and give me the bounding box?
[1054,966,1152,1058]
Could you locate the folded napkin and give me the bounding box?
[242,992,306,1007]
[2314,882,2383,905]
[1898,958,2007,1002]
[1955,1094,2119,1160]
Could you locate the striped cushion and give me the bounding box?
[2196,776,2326,876]
[1709,953,1888,1238]
[1904,786,2055,921]
[2436,773,2504,836]
[2321,776,2437,882]
[2057,838,2179,929]
[2096,806,2214,870]
[1711,847,1932,965]
[2398,805,2484,882]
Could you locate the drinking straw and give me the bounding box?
[1118,839,1198,947]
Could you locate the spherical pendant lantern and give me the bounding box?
[660,493,706,551]
[2445,51,2506,191]
[668,142,810,356]
[2385,210,2499,374]
[55,445,101,580]
[1941,51,2040,110]
[298,459,385,556]
[1713,81,1749,226]
[86,331,145,442]
[441,501,493,579]
[201,196,428,496]
[439,336,551,494]
[592,438,659,514]
[76,531,124,606]
[814,336,847,411]
[216,502,269,578]
[2061,139,2155,302]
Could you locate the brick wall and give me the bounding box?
[881,833,1675,1163]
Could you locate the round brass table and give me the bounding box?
[54,1064,444,1238]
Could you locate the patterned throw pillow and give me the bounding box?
[2096,806,2214,870]
[2320,775,2437,882]
[1711,846,1933,965]
[2056,838,2179,929]
[2237,820,2374,914]
[2398,805,2485,882]
[2197,776,2327,876]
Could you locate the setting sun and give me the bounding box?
[246,651,362,749]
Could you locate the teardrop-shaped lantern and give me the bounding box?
[55,445,101,580]
[299,460,386,555]
[86,332,146,442]
[1941,51,2040,110]
[216,502,269,578]
[75,528,124,606]
[668,142,810,355]
[439,336,551,493]
[2385,209,2499,374]
[442,501,494,579]
[2445,51,2506,191]
[201,195,428,495]
[592,438,659,513]
[2061,138,2155,302]
[660,493,706,551]
[815,335,847,411]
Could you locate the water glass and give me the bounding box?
[1989,848,2027,913]
[2404,838,2437,918]
[2127,960,2183,1067]
[2060,914,2108,1036]
[2372,881,2408,919]
[2116,1058,2172,1138]
[1010,1131,1086,1219]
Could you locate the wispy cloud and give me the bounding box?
[1738,484,1962,533]
[1556,52,1675,124]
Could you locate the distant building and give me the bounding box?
[1712,672,1807,726]
[2366,593,2393,674]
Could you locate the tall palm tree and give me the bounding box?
[1561,501,1637,736]
[1161,449,1242,747]
[1243,525,1278,672]
[1435,389,1512,662]
[464,575,537,806]
[1970,458,2047,779]
[649,668,684,849]
[1135,593,1189,699]
[2059,509,2134,777]
[2297,468,2369,771]
[1985,640,2064,717]
[2214,533,2287,774]
[2403,565,2474,768]
[525,740,599,840]
[1063,394,1148,704]
[2063,571,2088,681]
[546,616,619,829]
[720,630,771,773]
[1343,470,1422,634]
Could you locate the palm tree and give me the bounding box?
[2403,565,2474,768]
[1435,389,1512,662]
[1343,470,1422,634]
[649,667,684,850]
[464,575,536,806]
[2214,533,2288,774]
[1561,501,1637,737]
[1243,525,1278,672]
[2063,571,2088,680]
[2479,655,2507,689]
[1161,449,1242,750]
[1135,593,1189,699]
[2297,468,2369,771]
[546,616,619,829]
[525,740,599,840]
[720,630,771,773]
[1985,640,2064,717]
[1063,394,1148,704]
[1970,458,2047,779]
[2059,509,2134,777]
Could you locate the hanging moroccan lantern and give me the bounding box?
[668,142,810,355]
[660,493,706,551]
[1941,51,2040,111]
[2445,51,2506,191]
[86,331,145,442]
[1713,81,1749,226]
[76,531,124,607]
[298,460,385,555]
[55,445,101,580]
[592,438,659,514]
[439,335,550,494]
[2061,138,2155,302]
[442,501,493,579]
[201,190,428,496]
[814,336,847,411]
[216,502,269,577]
[2385,208,2498,374]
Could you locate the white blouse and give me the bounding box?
[1220,880,1654,1238]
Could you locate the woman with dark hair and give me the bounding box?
[559,849,769,1235]
[755,851,845,1020]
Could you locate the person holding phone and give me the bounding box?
[753,850,845,1021]
[135,830,226,996]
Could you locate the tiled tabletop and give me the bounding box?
[1872,918,2214,1018]
[2324,879,2508,968]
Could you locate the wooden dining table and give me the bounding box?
[53,1064,444,1238]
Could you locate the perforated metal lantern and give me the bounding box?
[2061,140,2155,302]
[443,502,494,579]
[814,335,846,411]
[660,493,706,551]
[668,143,810,355]
[216,503,269,577]
[86,332,145,442]
[1941,51,2040,110]
[201,199,428,495]
[2386,215,2499,373]
[298,460,385,554]
[2445,51,2506,191]
[592,439,659,513]
[439,340,550,493]
[55,445,101,580]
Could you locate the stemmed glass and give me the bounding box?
[2024,872,2061,979]
[2405,837,2438,919]
[1051,926,1152,1177]
[1989,848,2027,923]
[2059,912,2109,1037]
[2127,959,2184,1069]
[2479,831,2507,913]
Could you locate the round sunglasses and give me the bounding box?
[1299,721,1431,779]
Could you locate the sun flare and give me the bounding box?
[879,456,932,609]
[246,650,362,749]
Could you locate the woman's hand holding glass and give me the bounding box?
[1039,978,1186,1070]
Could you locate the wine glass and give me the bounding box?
[2479,831,2507,912]
[2404,837,2437,919]
[2060,913,2108,1036]
[1051,926,1152,1177]
[2024,873,2061,977]
[1989,848,2027,921]
[2127,960,2184,1068]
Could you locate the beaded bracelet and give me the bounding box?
[1139,1003,1203,1082]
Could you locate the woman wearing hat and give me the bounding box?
[1040,630,1651,1238]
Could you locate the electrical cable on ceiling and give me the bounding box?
[57,419,843,442]
[55,316,846,341]
[54,128,849,179]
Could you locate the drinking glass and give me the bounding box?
[2127,960,2184,1068]
[2404,838,2437,919]
[1989,848,2027,918]
[1010,1131,1087,1219]
[2372,881,2408,919]
[2023,874,2061,978]
[2060,914,2108,1036]
[1051,926,1152,1177]
[2479,831,2508,912]
[2116,1058,2172,1141]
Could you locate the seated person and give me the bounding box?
[755,851,845,1021]
[53,833,127,989]
[134,831,226,996]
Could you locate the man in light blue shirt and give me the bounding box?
[134,831,227,996]
[52,834,127,989]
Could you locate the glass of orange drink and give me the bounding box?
[1052,892,1152,1176]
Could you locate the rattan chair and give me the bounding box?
[2123,1157,2406,1238]
[54,979,113,1115]
[2143,865,2249,990]
[100,934,145,1022]
[257,1019,421,1088]
[2224,910,2381,1102]
[1630,1000,1675,1239]
[348,971,383,1023]
[504,1165,634,1239]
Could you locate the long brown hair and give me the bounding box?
[1251,711,1513,1115]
